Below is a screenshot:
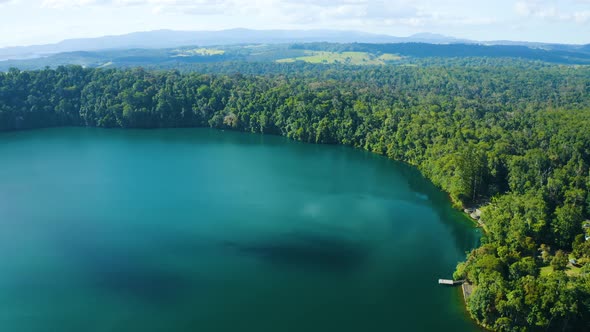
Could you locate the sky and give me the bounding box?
[0,0,589,47]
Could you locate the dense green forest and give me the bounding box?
[2,42,590,72]
[1,62,590,331]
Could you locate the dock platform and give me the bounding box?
[438,279,464,286]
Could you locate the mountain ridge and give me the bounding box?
[2,28,588,61]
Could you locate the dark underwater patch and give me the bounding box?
[225,232,368,273]
[54,225,188,304]
[86,255,187,303]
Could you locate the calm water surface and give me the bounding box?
[0,128,480,332]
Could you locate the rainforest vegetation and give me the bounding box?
[1,61,590,331]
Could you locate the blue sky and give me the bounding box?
[0,0,589,47]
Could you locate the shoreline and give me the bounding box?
[1,124,488,330]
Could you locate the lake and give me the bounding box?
[0,128,480,332]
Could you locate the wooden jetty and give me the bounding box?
[438,279,465,286]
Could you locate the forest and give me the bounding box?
[1,61,589,331]
[2,41,590,72]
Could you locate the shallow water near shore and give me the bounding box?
[0,127,481,332]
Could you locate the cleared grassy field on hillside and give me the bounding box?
[276,51,401,65]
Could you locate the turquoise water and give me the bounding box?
[0,128,480,332]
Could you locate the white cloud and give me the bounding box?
[42,0,224,9]
[150,0,234,15]
[42,0,104,8]
[573,10,590,22]
[514,0,590,23]
[38,0,496,29]
[0,0,584,47]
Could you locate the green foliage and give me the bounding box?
[455,144,487,204]
[551,250,569,271]
[509,256,538,280]
[553,204,584,249]
[4,42,590,72]
[1,62,590,331]
[573,235,590,264]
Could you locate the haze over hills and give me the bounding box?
[2,28,588,62]
[0,29,468,61]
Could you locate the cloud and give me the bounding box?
[43,0,257,15]
[257,0,496,27]
[39,0,497,28]
[151,0,234,15]
[573,11,590,22]
[42,0,106,8]
[514,0,590,23]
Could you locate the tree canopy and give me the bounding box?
[1,61,590,331]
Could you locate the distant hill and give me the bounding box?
[291,43,590,64]
[2,41,590,72]
[0,29,472,61]
[2,29,588,62]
